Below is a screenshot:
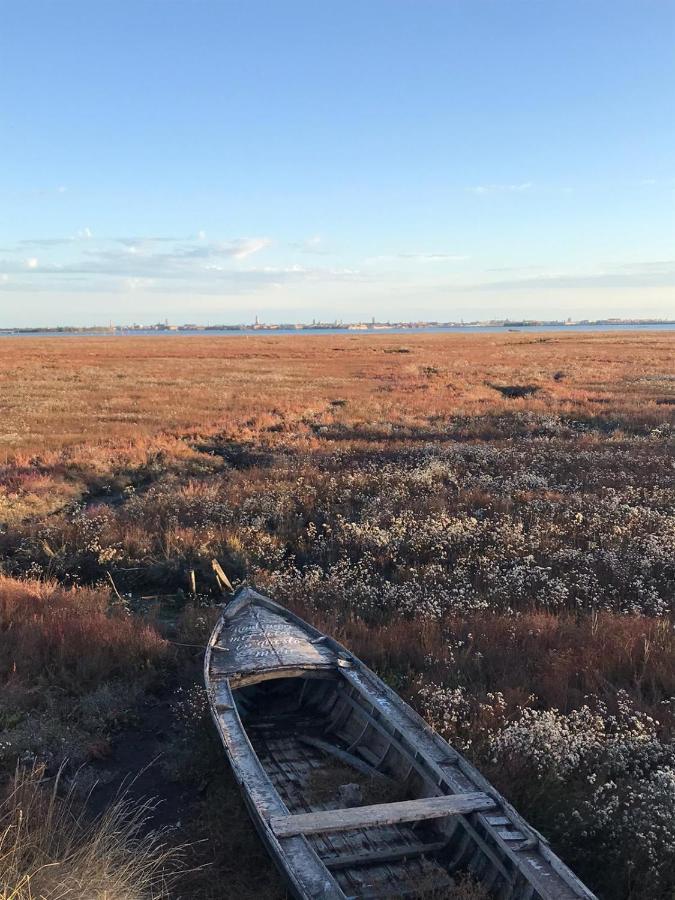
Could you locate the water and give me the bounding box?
[1,322,674,337]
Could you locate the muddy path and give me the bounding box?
[87,677,194,829]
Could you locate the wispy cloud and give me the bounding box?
[366,252,467,264]
[19,227,92,248]
[114,236,182,247]
[224,237,272,259]
[474,261,675,291]
[0,232,363,295]
[468,182,533,195]
[486,265,547,274]
[636,177,674,188]
[289,235,331,255]
[105,235,272,260]
[397,252,468,262]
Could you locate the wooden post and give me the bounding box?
[188,568,197,595]
[106,570,125,604]
[211,558,234,594]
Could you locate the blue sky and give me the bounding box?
[1,1,673,326]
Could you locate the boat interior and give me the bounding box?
[233,671,523,899]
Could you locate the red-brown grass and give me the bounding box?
[295,606,675,726]
[1,332,672,461]
[0,576,167,689]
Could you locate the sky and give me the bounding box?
[1,0,674,326]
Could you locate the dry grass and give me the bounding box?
[1,331,672,530]
[0,575,169,781]
[0,764,181,899]
[0,332,672,457]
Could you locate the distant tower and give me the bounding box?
[255,314,259,326]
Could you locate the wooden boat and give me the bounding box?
[205,587,597,900]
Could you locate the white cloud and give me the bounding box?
[475,261,675,291]
[0,232,361,297]
[290,235,331,255]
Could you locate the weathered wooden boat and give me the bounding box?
[205,587,597,900]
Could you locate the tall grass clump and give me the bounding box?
[0,764,181,899]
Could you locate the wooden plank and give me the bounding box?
[323,838,448,870]
[270,792,495,838]
[297,735,389,781]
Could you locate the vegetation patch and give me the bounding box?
[0,332,673,898]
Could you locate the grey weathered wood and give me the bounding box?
[334,690,437,790]
[270,792,495,838]
[105,570,124,602]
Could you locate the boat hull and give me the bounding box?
[205,587,597,900]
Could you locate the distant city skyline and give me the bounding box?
[3,315,674,335]
[1,1,674,327]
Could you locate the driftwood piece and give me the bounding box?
[105,570,124,603]
[270,792,495,838]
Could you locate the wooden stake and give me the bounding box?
[188,568,197,595]
[106,570,125,604]
[211,558,234,593]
